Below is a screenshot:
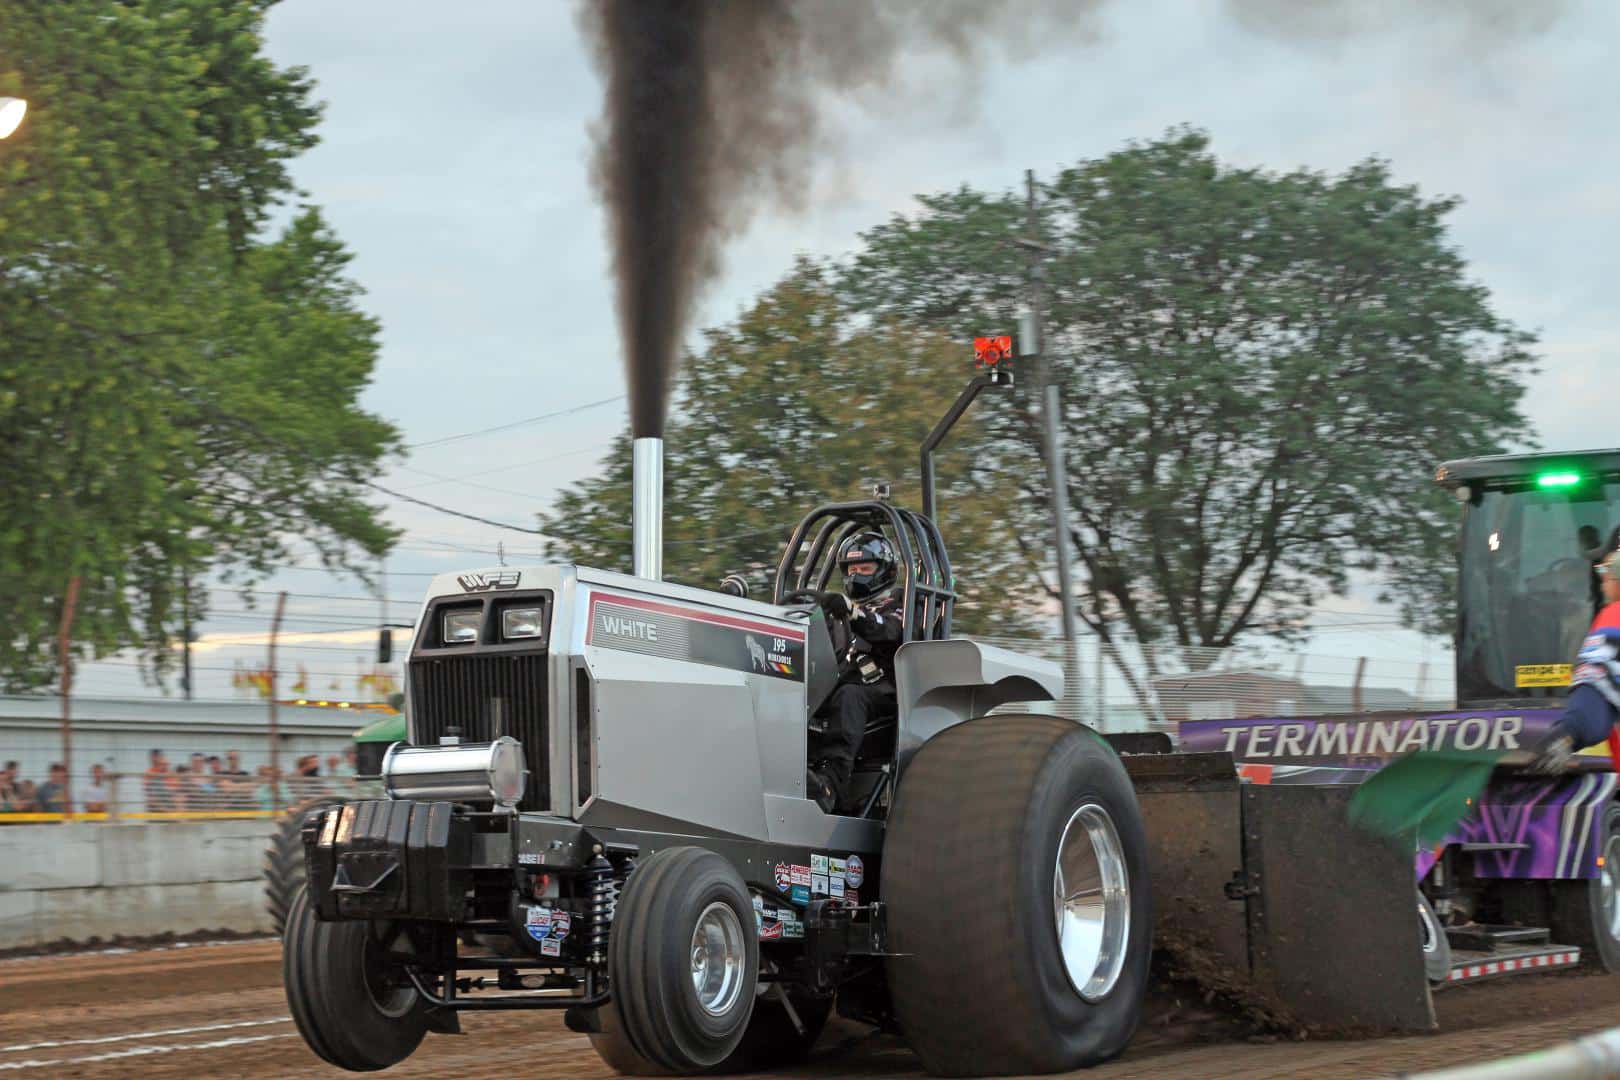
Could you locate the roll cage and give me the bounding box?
[773,501,957,642]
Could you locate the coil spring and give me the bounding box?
[585,847,615,965]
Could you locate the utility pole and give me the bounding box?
[180,568,193,701]
[1014,168,1082,722]
[58,576,82,816]
[268,590,287,810]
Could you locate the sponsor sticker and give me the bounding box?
[810,854,829,875]
[1516,663,1572,688]
[759,921,784,941]
[518,852,544,866]
[844,888,858,905]
[551,912,571,939]
[829,857,846,879]
[845,855,865,888]
[774,863,792,890]
[752,894,765,913]
[541,937,562,957]
[783,920,805,940]
[811,873,828,895]
[790,884,810,906]
[526,924,550,943]
[829,876,845,898]
[790,865,812,886]
[526,906,552,928]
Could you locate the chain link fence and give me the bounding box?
[972,632,1453,736]
[0,728,378,823]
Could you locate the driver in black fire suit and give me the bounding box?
[808,532,903,813]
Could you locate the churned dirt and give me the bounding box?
[3,941,1620,1078]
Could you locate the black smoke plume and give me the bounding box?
[579,0,1569,439]
[578,0,1100,438]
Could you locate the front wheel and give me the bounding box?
[883,715,1152,1076]
[282,888,429,1070]
[591,847,760,1073]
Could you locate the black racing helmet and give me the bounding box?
[839,531,897,601]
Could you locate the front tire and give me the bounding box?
[592,847,759,1074]
[883,715,1152,1076]
[1549,804,1620,972]
[282,887,429,1070]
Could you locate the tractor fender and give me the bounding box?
[892,639,1063,776]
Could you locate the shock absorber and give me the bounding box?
[584,845,614,967]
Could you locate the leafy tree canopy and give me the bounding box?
[0,1,399,688]
[539,259,1041,636]
[843,128,1534,665]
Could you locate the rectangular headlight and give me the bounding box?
[501,606,544,640]
[442,610,481,644]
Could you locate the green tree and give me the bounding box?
[540,260,1039,636]
[844,129,1534,669]
[0,1,398,688]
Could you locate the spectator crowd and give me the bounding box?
[0,748,362,817]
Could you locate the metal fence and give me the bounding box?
[1,731,372,822]
[971,632,1454,735]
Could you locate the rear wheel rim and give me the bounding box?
[691,901,746,1017]
[1602,835,1620,943]
[1054,803,1131,1002]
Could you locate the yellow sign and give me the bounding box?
[1515,664,1572,688]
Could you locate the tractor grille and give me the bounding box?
[408,653,550,812]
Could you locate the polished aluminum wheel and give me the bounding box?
[1054,803,1130,1002]
[690,901,747,1016]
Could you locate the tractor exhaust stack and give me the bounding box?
[632,436,663,580]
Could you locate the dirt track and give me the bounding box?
[3,940,1620,1078]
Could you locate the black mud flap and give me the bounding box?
[1130,754,1434,1034]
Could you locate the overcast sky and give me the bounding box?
[70,0,1620,701]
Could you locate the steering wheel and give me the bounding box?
[780,590,854,657]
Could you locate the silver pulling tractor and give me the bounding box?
[283,360,1155,1076]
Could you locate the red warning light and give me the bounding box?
[974,335,1013,367]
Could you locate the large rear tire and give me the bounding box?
[592,847,759,1074]
[264,796,344,935]
[1549,804,1620,972]
[883,715,1152,1077]
[282,887,429,1070]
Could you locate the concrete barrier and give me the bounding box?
[0,819,278,949]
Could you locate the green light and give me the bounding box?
[1536,471,1583,489]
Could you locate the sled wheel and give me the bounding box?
[1418,890,1452,984]
[883,715,1151,1077]
[282,887,429,1070]
[592,846,759,1073]
[1550,803,1620,972]
[264,796,345,935]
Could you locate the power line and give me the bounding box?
[132,366,548,536]
[398,442,614,491]
[405,395,625,451]
[371,482,546,535]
